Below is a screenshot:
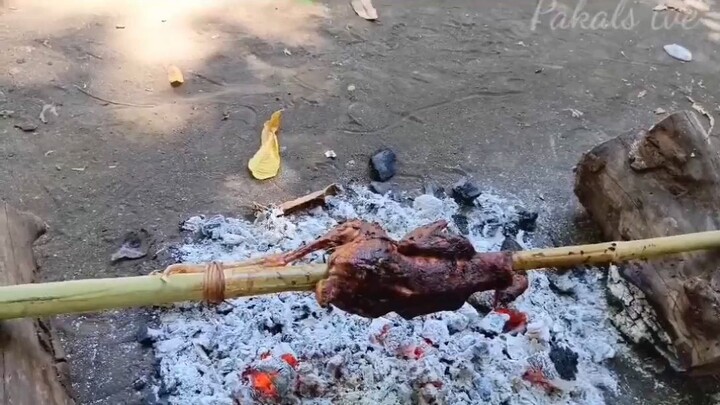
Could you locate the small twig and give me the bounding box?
[73,85,156,108]
[85,52,103,60]
[291,76,321,92]
[251,202,270,212]
[191,72,225,87]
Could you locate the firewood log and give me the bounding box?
[574,110,720,374]
[0,204,74,404]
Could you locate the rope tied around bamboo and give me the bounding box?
[203,261,226,305]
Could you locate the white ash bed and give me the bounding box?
[148,186,624,405]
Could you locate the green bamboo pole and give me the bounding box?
[0,230,719,321]
[0,264,327,320]
[511,230,720,270]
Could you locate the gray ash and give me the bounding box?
[151,186,623,404]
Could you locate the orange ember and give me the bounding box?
[280,353,299,369]
[522,367,556,393]
[247,370,280,399]
[495,308,528,333]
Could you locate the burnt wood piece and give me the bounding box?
[574,110,720,374]
[0,204,75,404]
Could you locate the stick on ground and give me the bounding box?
[74,84,157,108]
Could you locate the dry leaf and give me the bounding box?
[351,0,378,20]
[687,96,715,136]
[279,184,340,215]
[654,0,693,13]
[167,65,184,87]
[666,0,692,13]
[248,110,283,180]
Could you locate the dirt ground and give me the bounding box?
[1,0,720,403]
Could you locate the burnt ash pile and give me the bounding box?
[149,187,623,404]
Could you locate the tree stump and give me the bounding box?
[574,110,720,374]
[0,204,74,404]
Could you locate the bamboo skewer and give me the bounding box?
[0,230,719,321]
[511,229,720,270]
[0,264,327,321]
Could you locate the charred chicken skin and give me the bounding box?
[261,219,529,319]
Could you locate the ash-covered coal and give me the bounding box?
[151,186,623,404]
[606,264,677,370]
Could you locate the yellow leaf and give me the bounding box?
[248,110,282,180]
[167,65,184,87]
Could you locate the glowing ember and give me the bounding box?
[244,370,280,400]
[280,353,299,369]
[241,351,300,402]
[495,308,528,334]
[154,188,623,404]
[523,367,558,394]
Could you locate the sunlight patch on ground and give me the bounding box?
[1,0,329,133]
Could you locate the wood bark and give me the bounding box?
[0,203,74,404]
[574,110,720,374]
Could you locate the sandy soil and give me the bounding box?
[1,0,720,403]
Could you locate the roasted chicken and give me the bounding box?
[260,219,529,319]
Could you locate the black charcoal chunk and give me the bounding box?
[550,343,579,380]
[369,148,397,182]
[451,177,481,206]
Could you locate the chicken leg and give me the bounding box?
[158,220,387,279]
[398,219,476,259]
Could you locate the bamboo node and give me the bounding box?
[203,261,226,305]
